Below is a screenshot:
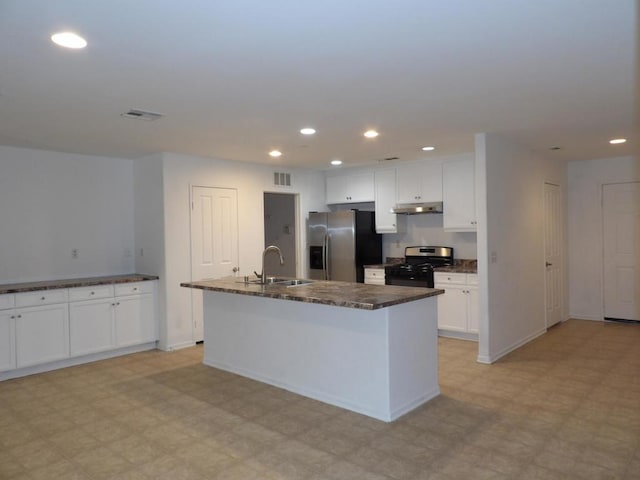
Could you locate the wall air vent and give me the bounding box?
[120,109,164,121]
[273,172,291,187]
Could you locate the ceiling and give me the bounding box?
[0,0,637,169]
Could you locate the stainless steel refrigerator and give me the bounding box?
[308,210,382,283]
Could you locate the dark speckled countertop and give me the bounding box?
[181,277,443,311]
[0,274,159,294]
[367,258,478,274]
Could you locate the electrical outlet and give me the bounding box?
[490,251,498,264]
[71,248,79,259]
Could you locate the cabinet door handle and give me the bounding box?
[41,296,46,301]
[10,315,15,319]
[90,291,95,295]
[133,288,138,291]
[17,314,22,318]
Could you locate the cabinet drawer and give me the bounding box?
[15,289,68,307]
[114,281,153,297]
[434,272,466,285]
[69,285,114,302]
[0,294,15,310]
[364,269,385,279]
[466,274,478,285]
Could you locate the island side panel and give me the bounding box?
[203,291,391,420]
[387,297,440,421]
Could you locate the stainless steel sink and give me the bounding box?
[244,277,314,286]
[280,279,314,287]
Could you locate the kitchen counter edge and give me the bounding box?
[0,274,159,294]
[181,278,443,311]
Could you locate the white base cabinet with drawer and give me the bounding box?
[434,273,478,337]
[364,267,386,285]
[69,284,115,356]
[0,279,157,380]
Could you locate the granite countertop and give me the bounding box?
[434,259,478,274]
[181,277,444,311]
[367,259,478,274]
[0,274,159,295]
[434,266,478,274]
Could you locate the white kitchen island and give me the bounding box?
[181,278,443,422]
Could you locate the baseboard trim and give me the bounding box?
[0,342,157,382]
[568,313,603,322]
[476,327,547,364]
[438,330,479,342]
[161,340,197,352]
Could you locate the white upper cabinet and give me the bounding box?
[326,172,375,204]
[374,169,405,234]
[443,157,477,232]
[396,163,442,204]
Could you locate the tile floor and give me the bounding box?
[1,319,639,479]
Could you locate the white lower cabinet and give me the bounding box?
[69,298,115,356]
[435,273,478,334]
[0,279,157,378]
[115,293,155,347]
[0,311,16,372]
[69,282,156,354]
[15,303,69,368]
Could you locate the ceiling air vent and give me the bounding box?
[120,109,163,121]
[273,172,291,187]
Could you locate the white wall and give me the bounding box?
[0,145,135,283]
[154,152,326,350]
[476,133,567,363]
[133,154,167,346]
[567,155,640,320]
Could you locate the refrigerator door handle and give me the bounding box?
[324,234,330,280]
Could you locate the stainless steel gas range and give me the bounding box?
[385,246,454,288]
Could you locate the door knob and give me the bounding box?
[545,262,552,267]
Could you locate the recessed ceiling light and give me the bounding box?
[300,128,316,135]
[269,150,282,157]
[331,159,343,166]
[609,138,627,144]
[364,130,379,138]
[51,31,87,49]
[421,146,435,151]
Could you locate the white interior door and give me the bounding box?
[544,182,563,328]
[191,186,239,341]
[603,182,640,321]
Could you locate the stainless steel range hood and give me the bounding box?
[392,202,443,215]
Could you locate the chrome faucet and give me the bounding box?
[255,245,284,284]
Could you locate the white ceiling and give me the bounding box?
[0,0,637,169]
